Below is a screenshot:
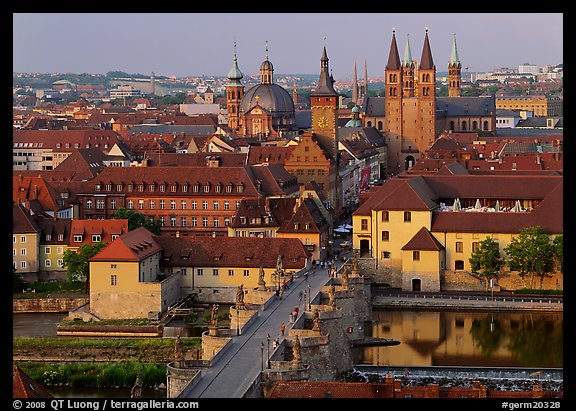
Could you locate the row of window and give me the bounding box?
[72,234,118,243]
[295,169,326,176]
[85,199,241,211]
[159,216,232,228]
[94,182,244,194]
[109,267,253,286]
[361,212,413,230]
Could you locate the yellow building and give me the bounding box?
[88,227,180,319]
[352,174,562,291]
[88,227,310,319]
[13,204,41,279]
[496,95,562,117]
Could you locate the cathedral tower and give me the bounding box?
[448,33,462,97]
[402,34,415,97]
[226,41,244,131]
[384,29,403,173]
[417,28,436,156]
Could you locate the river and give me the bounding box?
[13,308,563,397]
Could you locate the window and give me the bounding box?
[456,242,463,253]
[212,269,219,276]
[237,185,243,193]
[111,275,117,286]
[191,217,197,227]
[181,201,187,210]
[160,217,165,226]
[226,185,232,193]
[45,259,51,267]
[21,248,26,256]
[73,235,83,242]
[413,251,420,261]
[170,217,176,226]
[381,231,389,241]
[180,217,187,227]
[172,185,178,192]
[224,201,230,210]
[110,199,116,209]
[403,211,411,222]
[228,269,234,276]
[160,184,166,192]
[13,236,16,243]
[111,235,119,241]
[191,201,197,210]
[127,200,133,209]
[382,251,391,259]
[86,199,93,209]
[21,261,27,269]
[46,234,52,241]
[202,201,208,210]
[361,219,368,230]
[455,260,464,270]
[170,200,176,210]
[197,268,203,276]
[204,185,210,193]
[382,211,389,222]
[138,199,144,209]
[149,200,155,209]
[96,199,105,209]
[57,259,63,267]
[213,201,219,210]
[213,218,219,227]
[21,236,26,243]
[45,246,51,254]
[92,234,101,242]
[57,247,63,254]
[193,184,199,193]
[202,217,209,227]
[472,242,480,253]
[116,184,123,192]
[243,269,250,277]
[235,201,240,209]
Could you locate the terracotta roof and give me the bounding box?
[13,204,41,234]
[54,148,107,179]
[13,175,68,212]
[146,152,247,167]
[230,197,296,229]
[401,227,445,251]
[155,235,309,269]
[13,129,121,150]
[247,145,294,165]
[88,226,161,262]
[277,198,328,234]
[69,219,129,247]
[13,365,53,398]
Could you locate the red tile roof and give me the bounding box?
[88,226,161,262]
[401,227,445,251]
[13,365,53,398]
[69,219,129,247]
[155,235,310,269]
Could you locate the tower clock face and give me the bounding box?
[317,116,329,128]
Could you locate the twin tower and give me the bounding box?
[384,29,461,173]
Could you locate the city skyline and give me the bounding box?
[13,13,563,81]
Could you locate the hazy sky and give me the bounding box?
[13,13,563,80]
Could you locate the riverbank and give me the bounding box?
[372,292,563,312]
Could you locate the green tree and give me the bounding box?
[504,226,555,289]
[552,234,563,274]
[112,207,162,235]
[62,242,108,293]
[469,237,505,287]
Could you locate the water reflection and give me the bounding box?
[363,310,562,368]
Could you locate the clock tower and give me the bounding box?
[311,46,339,159]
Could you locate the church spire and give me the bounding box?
[386,29,401,70]
[402,34,413,67]
[352,59,358,104]
[227,40,243,85]
[259,40,274,84]
[419,27,435,70]
[449,33,460,67]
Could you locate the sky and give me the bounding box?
[13,13,563,81]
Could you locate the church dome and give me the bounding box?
[240,83,295,115]
[260,59,274,72]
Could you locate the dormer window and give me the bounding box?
[149,184,155,192]
[226,184,233,193]
[116,184,123,192]
[106,184,112,192]
[92,234,101,242]
[237,184,244,193]
[193,184,199,193]
[128,184,133,192]
[182,184,188,193]
[294,223,299,230]
[73,234,83,242]
[95,184,101,191]
[138,184,144,192]
[160,184,166,192]
[204,184,210,193]
[171,184,178,192]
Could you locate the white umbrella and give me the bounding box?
[494,200,500,212]
[474,198,482,210]
[343,224,353,229]
[334,227,350,233]
[512,200,522,212]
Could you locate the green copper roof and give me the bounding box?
[449,33,460,65]
[227,41,243,83]
[403,34,412,66]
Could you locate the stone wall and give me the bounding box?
[166,362,201,398]
[13,297,89,313]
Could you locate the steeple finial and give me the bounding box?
[265,40,269,60]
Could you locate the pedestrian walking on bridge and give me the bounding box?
[281,322,286,336]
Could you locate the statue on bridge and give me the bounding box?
[312,309,321,331]
[210,304,219,327]
[130,371,143,398]
[173,336,185,368]
[236,284,245,309]
[341,267,349,289]
[257,266,267,291]
[328,284,336,309]
[292,335,301,368]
